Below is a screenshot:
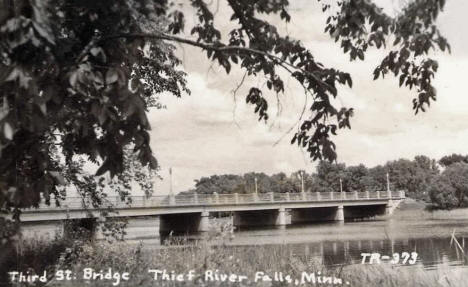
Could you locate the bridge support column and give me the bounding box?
[334,205,344,221]
[159,212,210,236]
[276,207,287,226]
[385,203,394,215]
[198,211,210,232]
[120,216,159,240]
[20,221,65,240]
[233,209,289,228]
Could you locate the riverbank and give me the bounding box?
[393,198,468,220]
[3,198,468,286]
[36,240,465,287]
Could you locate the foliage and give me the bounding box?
[326,0,449,114]
[0,0,452,245]
[428,175,458,209]
[193,172,301,195]
[1,0,185,233]
[19,239,462,287]
[0,0,450,219]
[439,153,468,167]
[385,155,439,201]
[440,163,468,207]
[188,154,450,205]
[0,232,77,286]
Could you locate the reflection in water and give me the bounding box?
[206,236,468,270]
[285,237,468,269]
[133,217,468,271]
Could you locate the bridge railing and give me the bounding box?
[30,190,405,211]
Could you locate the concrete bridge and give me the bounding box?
[19,190,405,239]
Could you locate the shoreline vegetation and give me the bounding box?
[4,238,468,287]
[2,201,468,287]
[184,155,468,211]
[395,198,468,221]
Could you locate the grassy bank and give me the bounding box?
[393,198,468,220]
[2,230,468,286]
[29,240,463,287]
[3,200,468,286]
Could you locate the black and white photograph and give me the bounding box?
[1,0,468,286]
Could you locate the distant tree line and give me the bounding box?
[181,154,468,210]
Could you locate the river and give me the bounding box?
[134,201,468,271]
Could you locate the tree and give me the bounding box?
[0,0,449,228]
[439,154,468,167]
[429,163,468,209]
[315,161,347,192]
[384,156,439,200]
[364,165,387,191]
[346,164,369,192]
[1,0,185,228]
[442,163,468,207]
[194,174,243,194]
[429,175,458,209]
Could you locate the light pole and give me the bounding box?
[254,177,258,194]
[339,178,343,193]
[386,172,390,191]
[169,167,175,205]
[301,171,305,193]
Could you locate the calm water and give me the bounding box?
[134,208,468,271]
[223,220,468,270]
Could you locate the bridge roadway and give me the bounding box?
[19,190,405,239]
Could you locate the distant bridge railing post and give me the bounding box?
[214,193,219,204]
[194,192,198,204]
[365,190,369,199]
[376,191,380,198]
[330,192,334,200]
[269,192,274,202]
[316,192,321,201]
[354,191,358,200]
[169,194,176,205]
[234,193,239,204]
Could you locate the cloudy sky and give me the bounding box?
[148,0,468,194]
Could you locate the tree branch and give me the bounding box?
[101,31,329,90]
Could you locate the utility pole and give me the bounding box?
[386,172,390,191]
[301,171,305,193]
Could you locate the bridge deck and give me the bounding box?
[18,191,405,221]
[28,190,404,211]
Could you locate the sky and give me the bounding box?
[148,0,468,194]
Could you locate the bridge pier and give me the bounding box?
[343,204,388,220]
[385,203,393,215]
[233,208,291,228]
[199,211,210,232]
[276,207,288,226]
[116,216,160,240]
[159,212,211,236]
[335,205,344,221]
[289,206,344,223]
[20,221,64,240]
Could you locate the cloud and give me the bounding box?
[147,1,468,194]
